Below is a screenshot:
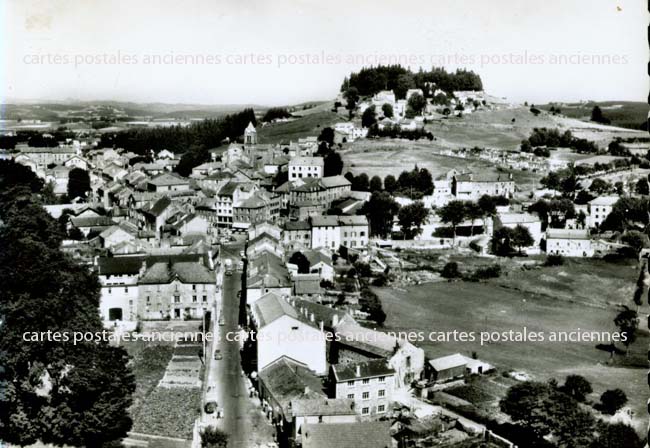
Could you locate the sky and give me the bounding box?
[2,0,648,106]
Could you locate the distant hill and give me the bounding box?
[539,101,647,131]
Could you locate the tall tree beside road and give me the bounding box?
[361,105,377,128]
[398,201,429,239]
[0,165,135,447]
[323,151,343,177]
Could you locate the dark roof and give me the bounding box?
[258,357,326,413]
[97,253,209,276]
[332,359,395,382]
[302,422,392,448]
[70,216,116,228]
[284,221,311,231]
[145,196,172,217]
[290,398,355,417]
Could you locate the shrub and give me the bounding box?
[467,264,501,281]
[200,426,228,448]
[599,389,627,415]
[441,261,461,279]
[544,254,564,266]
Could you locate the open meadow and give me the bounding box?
[374,256,649,432]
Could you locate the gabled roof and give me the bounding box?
[302,421,392,448]
[546,228,590,240]
[144,196,172,217]
[290,398,355,417]
[428,353,467,372]
[253,292,299,327]
[320,175,351,188]
[258,357,325,413]
[148,172,189,186]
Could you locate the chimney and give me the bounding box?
[304,386,310,395]
[332,314,339,327]
[319,320,324,331]
[310,313,315,322]
[355,365,361,377]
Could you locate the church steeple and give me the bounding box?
[244,122,257,145]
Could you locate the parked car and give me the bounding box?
[214,349,223,360]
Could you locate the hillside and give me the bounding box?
[539,101,648,131]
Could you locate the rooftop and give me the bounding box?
[302,421,392,448]
[331,359,395,382]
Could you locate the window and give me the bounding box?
[378,405,385,413]
[378,376,385,383]
[192,284,196,291]
[124,286,128,293]
[378,389,385,397]
[108,288,112,294]
[192,295,197,303]
[361,407,369,415]
[203,295,207,302]
[362,392,369,400]
[347,393,354,399]
[362,379,370,385]
[291,326,299,330]
[347,380,355,387]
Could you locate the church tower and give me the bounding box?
[244,121,257,146]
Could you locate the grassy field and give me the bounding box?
[341,139,543,191]
[257,110,342,143]
[374,256,649,432]
[540,101,648,131]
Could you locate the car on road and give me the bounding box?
[218,316,225,326]
[214,349,223,360]
[204,400,218,414]
[237,290,241,298]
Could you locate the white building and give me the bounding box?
[251,292,328,375]
[587,196,618,229]
[289,156,325,179]
[546,228,593,257]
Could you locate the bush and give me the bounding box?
[467,264,501,281]
[200,426,228,448]
[441,261,461,279]
[544,254,564,266]
[599,389,627,415]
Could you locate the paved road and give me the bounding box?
[206,256,274,447]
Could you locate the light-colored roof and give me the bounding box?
[428,353,467,372]
[546,228,590,240]
[588,195,619,207]
[289,156,324,167]
[290,398,355,417]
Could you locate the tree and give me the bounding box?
[591,422,642,448]
[361,105,377,128]
[591,106,610,124]
[324,151,343,177]
[621,230,648,254]
[352,173,369,191]
[289,251,310,274]
[318,127,335,147]
[397,201,429,239]
[589,178,611,195]
[634,178,649,195]
[574,189,595,205]
[511,225,534,254]
[381,103,394,118]
[344,87,359,119]
[362,191,400,238]
[437,200,466,243]
[369,175,383,192]
[407,93,426,116]
[67,168,91,200]
[0,193,135,446]
[41,181,58,205]
[598,389,627,415]
[384,175,397,193]
[499,381,557,439]
[200,426,229,448]
[464,201,483,236]
[441,262,461,279]
[613,305,637,354]
[491,227,514,256]
[560,375,592,402]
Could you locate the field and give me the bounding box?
[257,110,341,143]
[540,101,648,131]
[374,256,649,432]
[341,139,543,191]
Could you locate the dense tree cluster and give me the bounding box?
[341,65,483,99]
[367,124,434,141]
[261,107,291,122]
[0,160,135,447]
[520,128,598,154]
[100,108,256,156]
